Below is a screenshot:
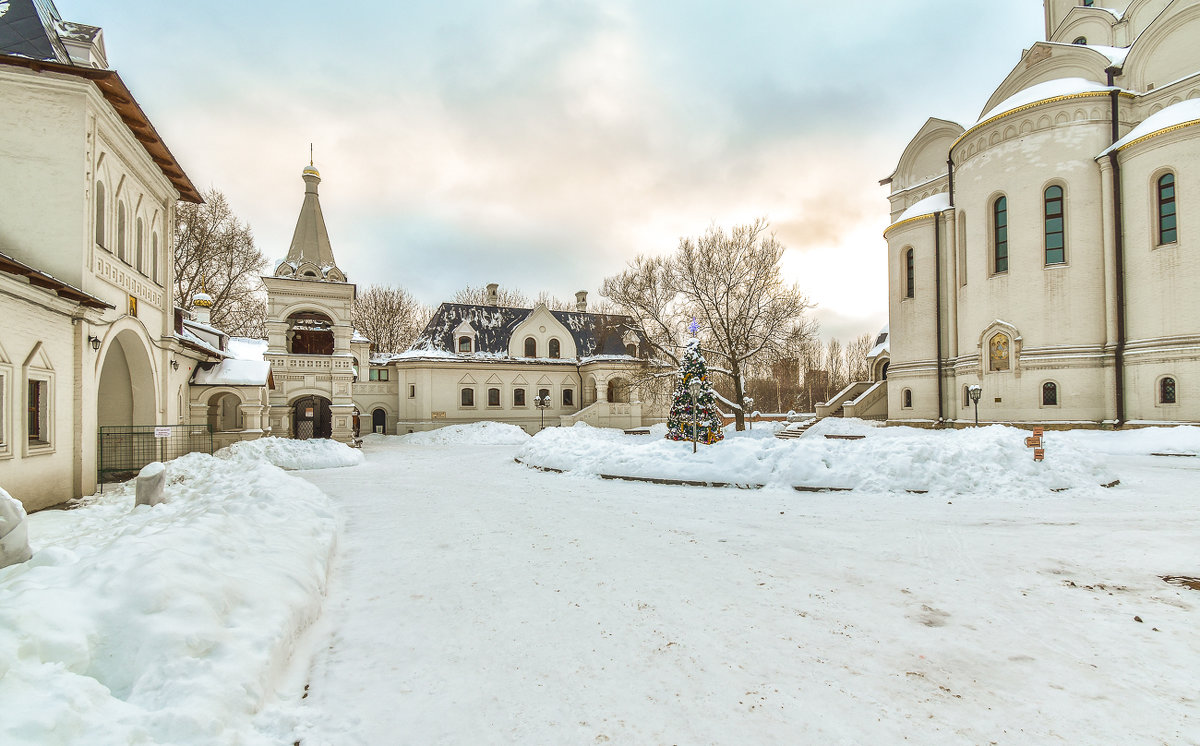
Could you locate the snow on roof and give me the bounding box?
[351,330,371,343]
[226,337,267,362]
[192,359,271,387]
[1101,99,1200,156]
[978,78,1116,124]
[888,193,951,232]
[176,327,225,358]
[1083,44,1130,67]
[867,324,890,360]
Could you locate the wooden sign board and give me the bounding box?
[1034,448,1045,462]
[431,411,447,420]
[1033,427,1044,437]
[1025,436,1042,448]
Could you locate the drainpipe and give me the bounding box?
[1106,67,1126,427]
[947,159,955,208]
[934,212,944,423]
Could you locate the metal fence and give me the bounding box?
[98,424,213,484]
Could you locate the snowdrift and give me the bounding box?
[0,452,339,745]
[396,421,531,446]
[517,420,1121,495]
[218,436,365,470]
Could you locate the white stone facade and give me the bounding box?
[883,0,1200,427]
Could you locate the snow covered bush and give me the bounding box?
[0,487,32,568]
[517,419,1120,496]
[0,452,339,744]
[218,436,365,470]
[398,421,531,446]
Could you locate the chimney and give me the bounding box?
[575,291,587,312]
[486,283,499,305]
[191,292,213,325]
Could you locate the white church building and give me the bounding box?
[882,0,1200,427]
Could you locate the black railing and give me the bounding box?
[98,424,213,484]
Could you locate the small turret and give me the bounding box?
[486,283,499,305]
[575,291,588,312]
[191,291,213,325]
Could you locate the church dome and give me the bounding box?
[302,164,320,177]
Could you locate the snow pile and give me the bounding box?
[0,452,339,745]
[1055,425,1200,456]
[0,487,32,568]
[399,421,531,446]
[517,419,1119,494]
[218,437,365,470]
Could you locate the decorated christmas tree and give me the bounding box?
[665,323,725,445]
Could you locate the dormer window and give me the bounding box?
[458,336,472,353]
[524,337,537,357]
[548,338,560,359]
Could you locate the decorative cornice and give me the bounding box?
[950,90,1134,156]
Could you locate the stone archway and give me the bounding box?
[293,395,332,439]
[207,392,243,432]
[97,329,156,427]
[607,377,630,403]
[372,408,386,434]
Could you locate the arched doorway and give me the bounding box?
[207,392,242,432]
[879,361,889,381]
[97,329,156,427]
[372,408,386,434]
[607,377,630,403]
[293,396,332,439]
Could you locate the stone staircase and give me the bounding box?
[775,416,823,440]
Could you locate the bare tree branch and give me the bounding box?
[352,285,432,353]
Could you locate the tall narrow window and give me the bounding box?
[117,201,127,262]
[27,379,45,443]
[548,338,560,358]
[514,388,526,406]
[1042,381,1058,406]
[458,336,471,353]
[905,249,915,298]
[460,388,474,407]
[95,181,106,247]
[1158,173,1177,245]
[487,388,501,407]
[902,389,912,408]
[1160,377,1177,404]
[524,337,537,357]
[136,218,144,273]
[993,196,1008,273]
[151,233,159,283]
[1044,186,1065,264]
[562,389,574,407]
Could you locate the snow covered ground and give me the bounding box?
[2,425,1197,744]
[295,426,1200,745]
[0,445,347,745]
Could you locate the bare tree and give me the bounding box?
[174,189,267,337]
[454,284,531,308]
[352,285,432,353]
[825,338,846,392]
[846,332,874,383]
[603,219,817,430]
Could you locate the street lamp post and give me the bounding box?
[534,394,551,430]
[688,378,701,453]
[968,384,982,426]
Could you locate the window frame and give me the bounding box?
[904,248,915,298]
[408,383,416,398]
[1044,185,1066,265]
[562,388,574,407]
[992,195,1008,274]
[458,336,472,353]
[135,217,145,273]
[0,370,8,458]
[95,181,106,249]
[524,337,537,357]
[901,388,913,409]
[460,387,475,408]
[1041,381,1060,407]
[513,387,526,407]
[1157,172,1177,246]
[548,338,560,359]
[25,375,52,451]
[487,387,501,407]
[116,200,127,263]
[1159,376,1177,405]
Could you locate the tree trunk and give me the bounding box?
[731,361,746,431]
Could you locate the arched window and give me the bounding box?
[1160,377,1177,404]
[286,311,335,355]
[548,338,560,358]
[905,249,915,298]
[151,233,159,283]
[461,388,475,407]
[1158,173,1177,245]
[963,385,972,407]
[116,201,127,262]
[902,388,913,408]
[458,336,472,353]
[1042,381,1058,406]
[487,387,500,406]
[562,389,574,406]
[625,343,637,357]
[538,387,551,405]
[989,333,1011,371]
[524,337,537,357]
[1044,186,1065,264]
[94,181,106,247]
[993,196,1008,273]
[135,218,144,273]
[1072,36,1087,44]
[514,388,526,406]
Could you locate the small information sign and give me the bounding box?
[153,426,171,439]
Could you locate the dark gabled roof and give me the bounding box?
[0,0,68,63]
[409,303,642,358]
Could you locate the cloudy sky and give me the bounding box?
[72,0,1045,341]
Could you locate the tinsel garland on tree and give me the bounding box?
[665,337,725,444]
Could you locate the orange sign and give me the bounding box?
[1025,436,1042,448]
[1033,427,1044,437]
[1034,448,1045,461]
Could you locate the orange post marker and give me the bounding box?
[1033,427,1044,437]
[1025,436,1042,448]
[1034,448,1045,462]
